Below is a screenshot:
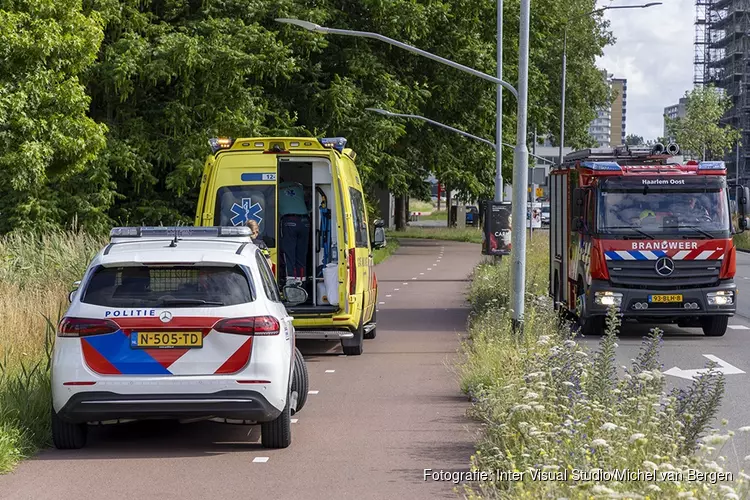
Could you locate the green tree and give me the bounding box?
[0,0,108,233]
[667,85,740,160]
[625,134,644,146]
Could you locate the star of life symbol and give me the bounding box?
[230,198,263,226]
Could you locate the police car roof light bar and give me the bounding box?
[109,226,252,240]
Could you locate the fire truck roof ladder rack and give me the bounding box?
[564,145,670,162]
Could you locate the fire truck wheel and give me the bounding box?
[701,316,728,337]
[580,316,605,336]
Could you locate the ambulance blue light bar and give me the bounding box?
[109,226,251,239]
[580,161,622,171]
[698,161,726,170]
[319,137,347,152]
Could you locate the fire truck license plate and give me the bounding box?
[648,294,683,303]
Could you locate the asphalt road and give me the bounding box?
[578,250,750,473]
[0,239,481,500]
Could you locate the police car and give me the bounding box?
[52,226,308,450]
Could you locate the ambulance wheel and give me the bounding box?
[261,388,292,449]
[364,307,377,340]
[342,317,364,356]
[702,316,728,337]
[51,408,87,450]
[291,347,308,414]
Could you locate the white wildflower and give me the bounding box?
[724,494,739,500]
[705,461,723,472]
[629,433,646,443]
[738,426,750,433]
[740,472,750,481]
[563,340,576,348]
[592,439,608,447]
[703,434,731,446]
[659,463,676,471]
[744,455,750,462]
[575,351,588,358]
[719,485,736,494]
[533,405,545,411]
[562,381,575,387]
[642,460,658,471]
[600,422,617,431]
[637,372,654,382]
[537,335,551,345]
[647,485,661,493]
[591,485,615,495]
[524,392,539,400]
[677,493,695,499]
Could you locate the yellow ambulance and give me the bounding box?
[194,137,385,355]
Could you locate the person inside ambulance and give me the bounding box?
[278,180,311,288]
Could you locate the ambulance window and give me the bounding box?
[214,185,276,248]
[349,188,369,248]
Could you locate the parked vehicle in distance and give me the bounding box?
[465,205,479,226]
[195,137,384,355]
[52,226,308,450]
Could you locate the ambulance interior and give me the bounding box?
[277,158,340,308]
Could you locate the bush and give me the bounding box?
[460,239,750,499]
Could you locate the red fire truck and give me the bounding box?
[549,144,750,337]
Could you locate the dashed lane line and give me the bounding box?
[253,457,269,463]
[728,325,750,330]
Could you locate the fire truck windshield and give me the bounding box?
[597,188,731,238]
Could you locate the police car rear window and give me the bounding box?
[81,265,254,308]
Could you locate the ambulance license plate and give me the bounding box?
[131,332,203,348]
[648,294,683,303]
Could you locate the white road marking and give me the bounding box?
[412,277,417,280]
[427,268,432,271]
[253,457,269,463]
[291,419,299,424]
[402,282,408,285]
[379,301,385,304]
[729,325,750,330]
[420,272,425,275]
[386,294,392,297]
[309,390,319,395]
[394,288,400,291]
[325,370,335,373]
[339,354,347,357]
[663,354,746,380]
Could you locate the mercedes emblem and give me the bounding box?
[159,311,173,323]
[655,257,675,277]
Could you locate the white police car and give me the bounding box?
[52,226,308,449]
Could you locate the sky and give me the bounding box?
[596,0,695,141]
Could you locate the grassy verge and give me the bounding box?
[460,236,747,498]
[420,209,447,221]
[389,227,483,244]
[373,238,400,265]
[735,232,750,251]
[0,231,103,473]
[408,199,434,213]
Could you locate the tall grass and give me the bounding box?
[459,237,746,498]
[390,227,484,244]
[0,231,102,473]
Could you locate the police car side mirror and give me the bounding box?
[68,280,81,303]
[740,217,750,232]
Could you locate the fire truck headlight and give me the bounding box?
[594,291,623,307]
[707,291,733,306]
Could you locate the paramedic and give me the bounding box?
[279,181,311,286]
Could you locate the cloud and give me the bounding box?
[596,0,694,141]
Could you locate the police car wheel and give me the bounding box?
[291,347,308,414]
[261,389,292,449]
[51,408,87,450]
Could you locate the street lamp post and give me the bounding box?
[496,0,504,202]
[365,108,555,165]
[558,3,662,165]
[277,6,532,329]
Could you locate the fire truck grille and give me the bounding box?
[606,260,721,290]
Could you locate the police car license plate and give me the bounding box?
[648,294,683,303]
[132,332,203,348]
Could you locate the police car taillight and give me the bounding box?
[213,316,280,336]
[58,317,119,337]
